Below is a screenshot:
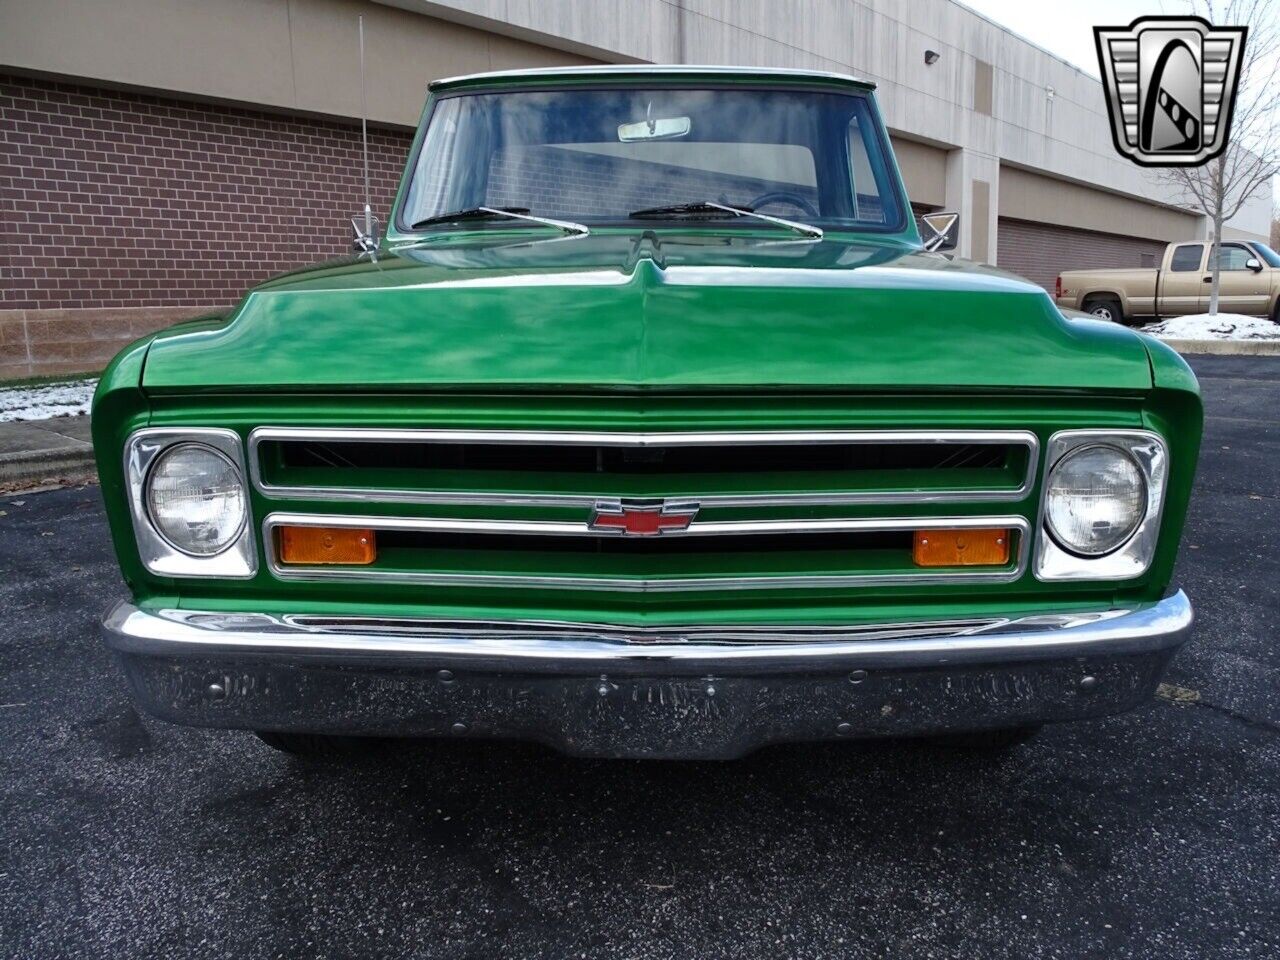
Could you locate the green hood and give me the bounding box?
[141,232,1152,393]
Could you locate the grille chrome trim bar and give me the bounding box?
[247,427,1040,508]
[262,512,1031,592]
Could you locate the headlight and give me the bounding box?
[1044,444,1146,556]
[145,443,247,556]
[124,429,257,578]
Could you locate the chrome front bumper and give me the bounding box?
[102,592,1192,759]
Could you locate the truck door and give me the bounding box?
[1159,243,1206,316]
[1208,243,1271,315]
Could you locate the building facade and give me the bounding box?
[0,0,1271,379]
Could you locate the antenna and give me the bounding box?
[359,15,372,241]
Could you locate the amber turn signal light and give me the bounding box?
[278,526,376,565]
[912,528,1010,567]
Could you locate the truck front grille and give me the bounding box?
[248,426,1039,592]
[249,428,1037,508]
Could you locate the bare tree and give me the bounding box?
[1158,0,1280,314]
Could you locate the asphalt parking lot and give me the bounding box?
[2,354,1278,960]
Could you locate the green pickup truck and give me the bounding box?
[95,66,1200,760]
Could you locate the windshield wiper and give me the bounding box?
[629,201,753,218]
[409,206,527,228]
[629,199,822,240]
[409,206,589,235]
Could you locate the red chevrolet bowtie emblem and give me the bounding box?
[589,499,699,536]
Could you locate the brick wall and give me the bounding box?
[996,217,1169,294]
[0,73,412,379]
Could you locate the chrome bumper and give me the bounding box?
[102,592,1192,759]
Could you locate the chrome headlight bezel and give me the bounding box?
[124,428,257,579]
[1034,430,1168,581]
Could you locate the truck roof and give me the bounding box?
[428,64,877,93]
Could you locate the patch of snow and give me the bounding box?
[0,379,98,423]
[1141,313,1280,341]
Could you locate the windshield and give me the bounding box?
[399,87,904,232]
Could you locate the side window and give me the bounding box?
[1212,244,1252,271]
[847,117,886,224]
[1168,244,1203,272]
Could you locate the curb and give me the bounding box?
[0,446,97,485]
[1157,338,1280,356]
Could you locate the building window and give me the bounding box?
[974,60,994,116]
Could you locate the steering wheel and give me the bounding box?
[747,191,819,218]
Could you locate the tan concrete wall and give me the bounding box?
[0,0,599,128]
[1222,225,1271,244]
[891,137,947,209]
[998,166,1199,243]
[394,0,1267,239]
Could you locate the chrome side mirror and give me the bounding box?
[920,211,959,252]
[350,213,382,254]
[1245,256,1263,272]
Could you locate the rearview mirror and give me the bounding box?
[618,116,691,142]
[920,211,959,252]
[1246,256,1263,272]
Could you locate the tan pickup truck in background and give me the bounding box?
[1055,240,1280,324]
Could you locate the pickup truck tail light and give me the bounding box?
[1054,276,1062,299]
